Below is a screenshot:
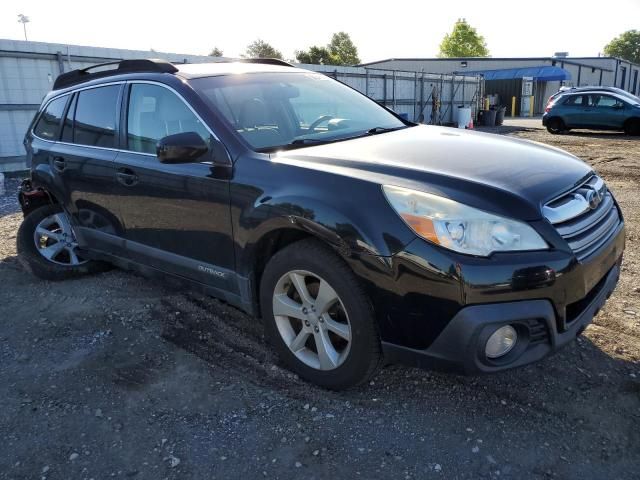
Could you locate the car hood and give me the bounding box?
[275,125,593,221]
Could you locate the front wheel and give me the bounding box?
[260,239,381,390]
[17,204,109,281]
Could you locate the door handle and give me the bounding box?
[116,168,139,187]
[52,156,66,172]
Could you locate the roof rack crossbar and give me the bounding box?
[53,58,178,90]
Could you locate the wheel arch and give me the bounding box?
[249,227,316,306]
[241,208,399,316]
[547,115,565,126]
[624,116,640,133]
[18,177,61,217]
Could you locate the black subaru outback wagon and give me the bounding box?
[18,59,625,389]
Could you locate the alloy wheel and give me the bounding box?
[33,212,87,266]
[272,270,352,371]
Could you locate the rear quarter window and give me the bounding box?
[33,96,68,140]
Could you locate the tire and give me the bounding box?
[624,118,640,136]
[259,239,381,390]
[546,117,565,134]
[17,204,109,281]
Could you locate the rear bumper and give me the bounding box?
[382,258,621,374]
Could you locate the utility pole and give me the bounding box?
[17,14,30,41]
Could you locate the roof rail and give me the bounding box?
[238,58,296,68]
[53,58,178,90]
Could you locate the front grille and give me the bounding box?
[543,176,621,261]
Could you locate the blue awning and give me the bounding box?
[456,65,571,81]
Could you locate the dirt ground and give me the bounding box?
[1,124,639,480]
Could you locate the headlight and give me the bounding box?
[383,185,548,256]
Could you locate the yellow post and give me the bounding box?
[484,97,490,110]
[529,96,534,117]
[511,96,516,117]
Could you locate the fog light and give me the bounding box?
[485,325,517,359]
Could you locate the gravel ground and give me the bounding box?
[1,126,639,480]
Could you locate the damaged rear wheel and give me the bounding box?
[17,204,109,281]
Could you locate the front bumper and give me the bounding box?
[382,259,621,373]
[359,215,625,374]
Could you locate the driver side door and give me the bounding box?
[588,94,628,129]
[112,82,236,291]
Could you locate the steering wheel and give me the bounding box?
[307,115,334,132]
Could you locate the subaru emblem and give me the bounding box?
[585,188,603,210]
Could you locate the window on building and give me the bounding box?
[126,84,210,154]
[33,95,68,140]
[74,86,120,147]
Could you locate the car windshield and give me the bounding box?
[190,71,408,152]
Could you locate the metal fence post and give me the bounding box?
[365,69,370,97]
[383,74,387,107]
[392,70,396,110]
[413,71,418,121]
[420,72,425,123]
[450,75,455,123]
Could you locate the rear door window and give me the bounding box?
[33,95,68,140]
[73,85,120,148]
[563,95,585,107]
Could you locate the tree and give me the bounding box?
[208,47,224,57]
[242,39,283,59]
[295,32,360,66]
[438,19,489,58]
[328,32,360,65]
[604,30,640,64]
[295,45,332,65]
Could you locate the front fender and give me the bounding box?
[230,156,417,277]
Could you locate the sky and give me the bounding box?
[2,0,640,62]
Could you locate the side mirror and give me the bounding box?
[614,103,624,109]
[157,132,209,164]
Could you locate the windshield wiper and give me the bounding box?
[289,138,334,145]
[256,126,412,153]
[255,137,338,153]
[366,126,408,135]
